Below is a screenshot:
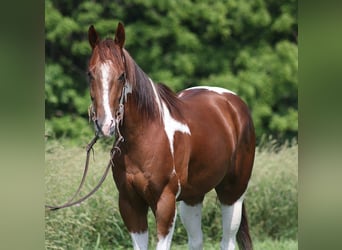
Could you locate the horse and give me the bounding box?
[87,22,255,250]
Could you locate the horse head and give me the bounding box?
[87,22,129,137]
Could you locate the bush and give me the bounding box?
[45,115,94,140]
[45,0,297,143]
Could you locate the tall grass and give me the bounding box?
[45,139,297,249]
[247,141,298,240]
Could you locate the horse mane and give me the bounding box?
[127,56,160,120]
[156,83,184,119]
[122,49,184,121]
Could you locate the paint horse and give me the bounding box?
[87,22,255,250]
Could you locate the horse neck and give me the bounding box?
[121,51,183,143]
[120,55,163,140]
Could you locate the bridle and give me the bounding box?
[46,53,130,211]
[88,72,130,137]
[88,52,131,139]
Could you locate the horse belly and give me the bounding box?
[177,144,232,201]
[175,119,234,201]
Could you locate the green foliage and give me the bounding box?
[45,115,94,139]
[247,140,298,240]
[45,0,297,143]
[45,139,297,249]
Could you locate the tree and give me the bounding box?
[45,0,297,143]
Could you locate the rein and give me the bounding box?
[46,86,127,212]
[46,133,98,210]
[46,133,124,211]
[45,132,125,211]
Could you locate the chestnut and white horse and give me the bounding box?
[87,22,255,250]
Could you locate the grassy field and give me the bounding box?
[45,138,297,249]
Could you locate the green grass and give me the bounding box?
[172,239,298,250]
[45,138,297,249]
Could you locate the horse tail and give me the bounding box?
[237,202,253,250]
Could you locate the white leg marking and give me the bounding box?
[156,208,177,250]
[184,86,237,95]
[220,196,244,250]
[161,101,190,156]
[100,62,115,135]
[131,231,148,250]
[179,202,203,250]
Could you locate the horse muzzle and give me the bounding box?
[95,119,115,137]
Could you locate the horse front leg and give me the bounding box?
[118,192,149,250]
[154,184,178,250]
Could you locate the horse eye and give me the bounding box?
[118,73,126,83]
[87,71,94,81]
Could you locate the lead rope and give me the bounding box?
[45,133,99,210]
[46,127,124,211]
[46,89,127,211]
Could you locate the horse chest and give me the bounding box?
[113,153,174,197]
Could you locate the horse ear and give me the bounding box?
[88,25,99,49]
[114,22,125,49]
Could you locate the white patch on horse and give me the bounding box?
[148,78,163,117]
[156,208,177,250]
[220,195,244,250]
[179,202,203,250]
[161,101,191,156]
[185,86,237,95]
[175,179,182,199]
[130,231,148,250]
[100,62,115,135]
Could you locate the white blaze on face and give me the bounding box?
[100,62,115,136]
